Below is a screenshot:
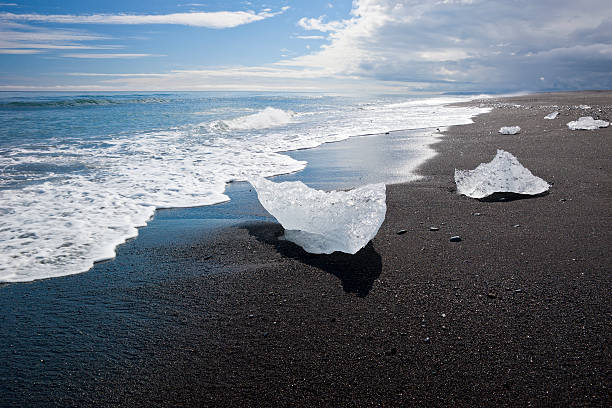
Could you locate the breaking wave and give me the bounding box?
[209,107,295,131]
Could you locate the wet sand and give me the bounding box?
[3,91,611,407]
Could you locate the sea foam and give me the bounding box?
[209,107,295,131]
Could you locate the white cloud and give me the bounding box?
[0,48,41,54]
[294,35,325,40]
[60,53,163,58]
[0,21,120,52]
[0,8,287,29]
[297,16,347,32]
[288,0,612,91]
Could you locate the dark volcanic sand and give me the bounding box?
[5,92,612,407]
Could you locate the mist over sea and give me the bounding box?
[0,92,488,282]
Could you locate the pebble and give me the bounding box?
[487,292,497,299]
[450,236,462,242]
[396,229,407,235]
[512,224,520,228]
[424,337,430,343]
[472,212,481,216]
[429,226,439,231]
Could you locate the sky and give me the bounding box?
[1,0,611,93]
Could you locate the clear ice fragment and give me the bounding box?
[250,177,386,254]
[567,116,609,130]
[544,111,559,120]
[499,126,521,135]
[454,150,550,199]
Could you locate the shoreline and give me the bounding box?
[1,91,611,406]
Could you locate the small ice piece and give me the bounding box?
[567,116,609,130]
[544,111,559,120]
[578,105,591,109]
[454,150,550,199]
[499,126,521,135]
[250,177,386,254]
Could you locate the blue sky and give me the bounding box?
[1,0,611,93]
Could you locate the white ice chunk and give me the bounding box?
[544,111,559,120]
[250,177,386,254]
[578,104,591,109]
[454,150,550,199]
[499,126,521,135]
[567,116,609,130]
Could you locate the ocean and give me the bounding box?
[0,92,488,282]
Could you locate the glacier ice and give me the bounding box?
[250,177,386,254]
[454,150,550,199]
[544,111,559,120]
[499,126,521,135]
[567,116,609,130]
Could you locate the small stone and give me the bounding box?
[487,292,497,299]
[397,229,407,235]
[512,224,520,228]
[441,313,446,318]
[514,289,522,293]
[559,198,567,202]
[450,236,462,242]
[203,255,212,260]
[472,212,481,216]
[429,226,439,231]
[424,337,430,343]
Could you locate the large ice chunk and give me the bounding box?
[454,150,550,199]
[567,116,609,130]
[250,177,386,254]
[544,111,559,120]
[499,126,521,135]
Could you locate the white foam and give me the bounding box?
[209,107,294,131]
[0,97,489,282]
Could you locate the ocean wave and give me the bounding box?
[0,95,490,282]
[0,96,168,109]
[208,107,295,132]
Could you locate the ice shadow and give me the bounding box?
[478,191,550,202]
[243,222,382,297]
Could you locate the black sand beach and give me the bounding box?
[2,91,611,407]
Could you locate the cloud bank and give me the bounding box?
[286,0,612,91]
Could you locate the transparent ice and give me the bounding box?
[544,111,559,120]
[567,116,609,130]
[454,150,550,199]
[499,126,521,135]
[250,177,386,254]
